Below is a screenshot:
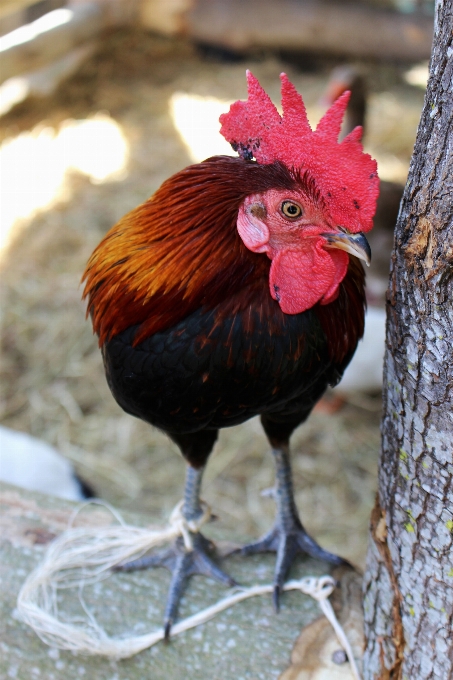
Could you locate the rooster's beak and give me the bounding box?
[321,231,371,267]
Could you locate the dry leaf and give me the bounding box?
[279,567,364,680]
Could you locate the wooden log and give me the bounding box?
[0,482,351,679]
[141,0,434,62]
[0,3,104,84]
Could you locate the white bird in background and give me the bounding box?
[335,307,386,395]
[0,426,93,501]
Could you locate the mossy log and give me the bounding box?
[0,482,360,680]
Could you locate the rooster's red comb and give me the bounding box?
[219,71,379,233]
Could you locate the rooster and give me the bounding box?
[83,72,378,637]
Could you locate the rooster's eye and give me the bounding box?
[281,201,303,219]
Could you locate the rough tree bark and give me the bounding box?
[363,2,453,679]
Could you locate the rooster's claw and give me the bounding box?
[113,532,237,638]
[239,522,349,611]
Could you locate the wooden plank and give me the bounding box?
[140,0,434,63]
[0,2,103,83]
[189,0,434,62]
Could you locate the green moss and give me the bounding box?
[399,449,408,461]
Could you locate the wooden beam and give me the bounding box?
[141,0,434,63]
[189,0,434,62]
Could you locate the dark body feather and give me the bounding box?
[84,156,366,467]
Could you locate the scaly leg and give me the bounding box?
[113,464,236,638]
[241,442,348,611]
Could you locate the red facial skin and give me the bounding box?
[237,188,349,314]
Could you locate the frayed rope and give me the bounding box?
[16,501,361,679]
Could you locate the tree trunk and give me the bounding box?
[363,2,453,678]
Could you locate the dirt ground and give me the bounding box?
[0,29,426,567]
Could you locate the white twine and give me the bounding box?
[16,501,361,680]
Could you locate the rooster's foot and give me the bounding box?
[113,532,236,639]
[239,521,348,612]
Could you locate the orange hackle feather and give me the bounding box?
[82,156,299,345]
[83,155,365,365]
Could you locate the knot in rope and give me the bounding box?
[297,575,336,602]
[169,500,211,551]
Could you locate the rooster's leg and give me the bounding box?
[113,464,235,638]
[241,440,348,611]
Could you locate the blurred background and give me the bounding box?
[0,0,432,567]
